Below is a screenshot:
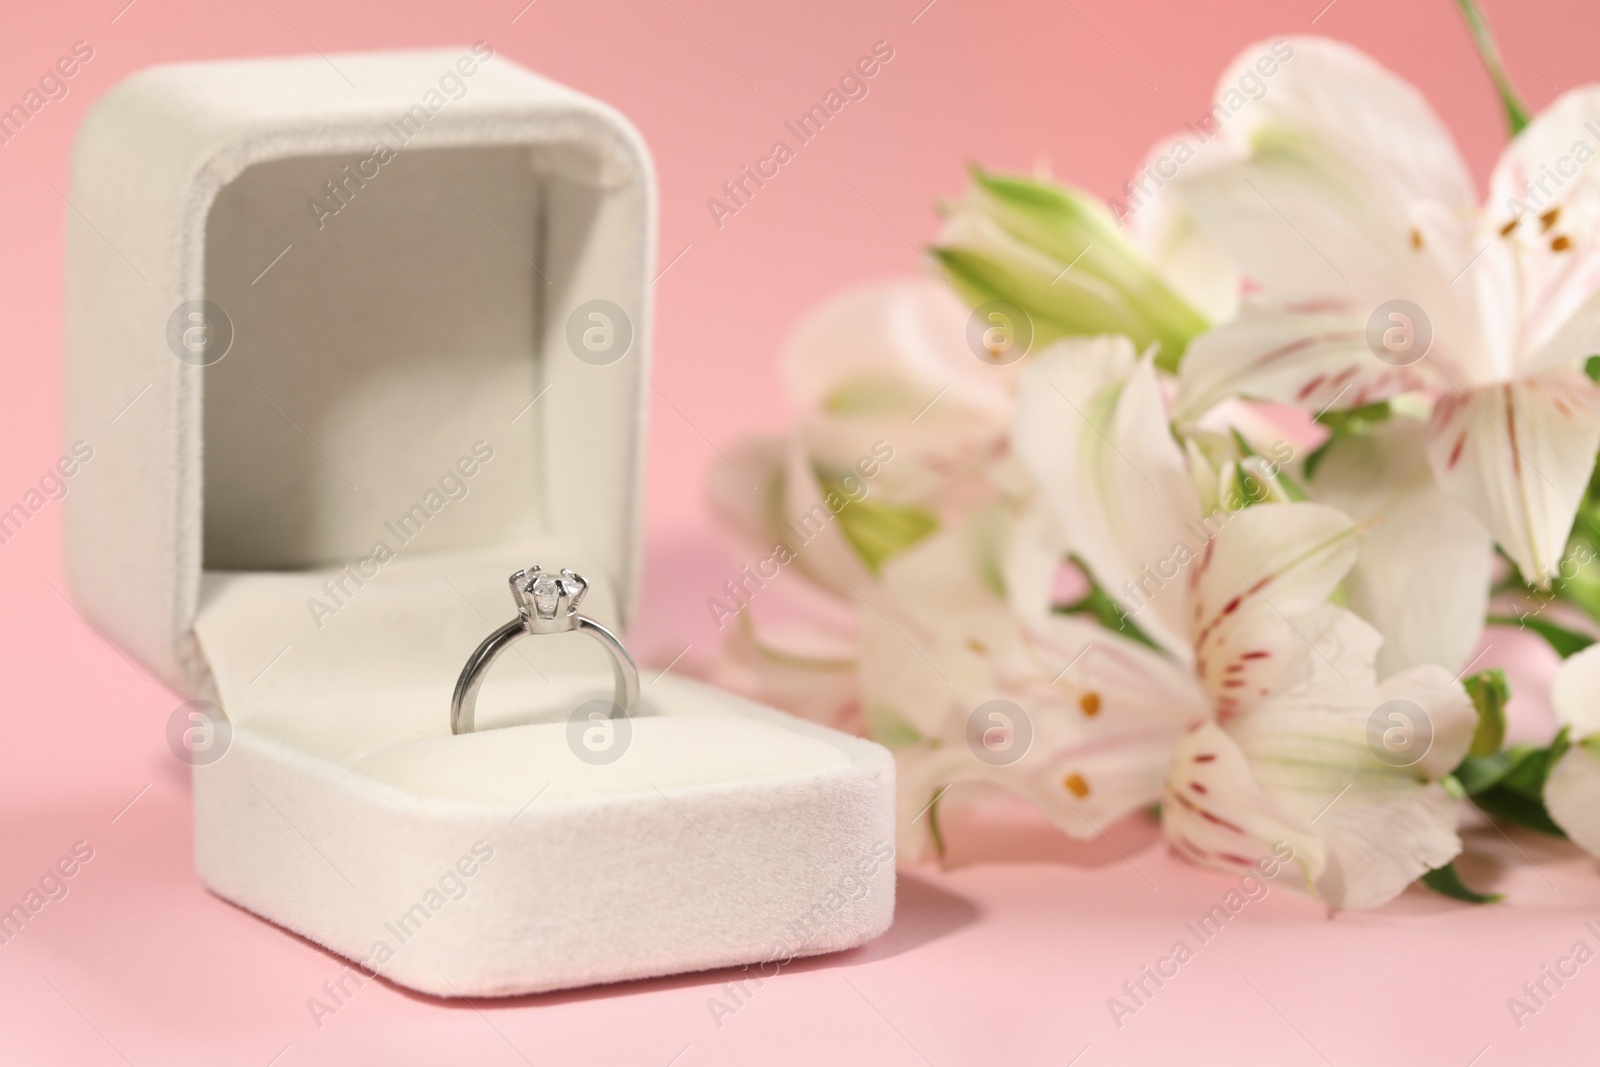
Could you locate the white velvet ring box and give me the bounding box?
[62,47,895,997]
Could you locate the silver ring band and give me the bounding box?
[451,567,640,735]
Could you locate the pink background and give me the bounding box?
[3,0,1598,1063]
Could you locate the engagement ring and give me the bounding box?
[451,567,639,734]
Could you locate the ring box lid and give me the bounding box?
[63,47,655,699]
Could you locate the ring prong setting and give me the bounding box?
[510,566,588,633]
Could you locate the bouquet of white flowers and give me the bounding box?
[698,19,1600,911]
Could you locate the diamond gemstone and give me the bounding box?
[528,572,564,617]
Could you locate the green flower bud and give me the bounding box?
[932,168,1210,371]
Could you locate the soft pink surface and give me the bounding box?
[3,0,1599,1063]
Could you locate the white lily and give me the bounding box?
[1170,37,1600,602]
[985,337,1478,908]
[1542,644,1600,858]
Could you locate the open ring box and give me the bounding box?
[63,47,895,997]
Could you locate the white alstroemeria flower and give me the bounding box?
[1542,644,1600,857]
[685,608,864,736]
[859,506,1209,854]
[1308,412,1492,678]
[702,280,1022,730]
[1121,139,1242,328]
[1171,38,1600,597]
[707,279,1014,599]
[996,336,1477,909]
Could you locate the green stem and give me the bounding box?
[927,792,948,860]
[1454,0,1532,136]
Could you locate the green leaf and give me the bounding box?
[1452,752,1514,795]
[1472,787,1567,837]
[927,789,948,859]
[1584,355,1600,383]
[1554,548,1600,625]
[1222,430,1306,502]
[1487,614,1596,658]
[1420,862,1504,904]
[1489,521,1600,624]
[1055,578,1162,651]
[1301,442,1334,482]
[1304,401,1393,480]
[1462,668,1510,758]
[1463,730,1572,837]
[1231,462,1270,509]
[1453,0,1532,136]
[1314,400,1393,435]
[1543,511,1600,625]
[864,704,925,749]
[1500,729,1570,795]
[1270,464,1310,502]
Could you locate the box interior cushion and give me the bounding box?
[202,141,640,574]
[62,50,655,692]
[203,146,548,571]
